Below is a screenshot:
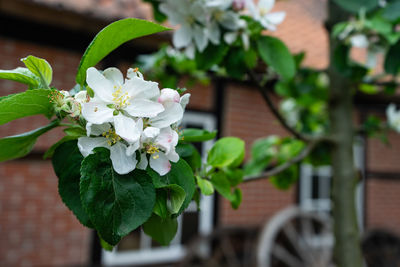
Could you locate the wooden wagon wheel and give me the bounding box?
[257,206,334,267]
[176,227,258,267]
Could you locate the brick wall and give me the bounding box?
[0,36,91,267]
[219,83,296,227]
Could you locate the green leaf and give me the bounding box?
[176,143,202,172]
[99,235,114,251]
[230,188,242,210]
[143,214,178,246]
[80,148,156,245]
[382,1,400,21]
[76,18,169,85]
[0,67,39,88]
[225,48,248,79]
[195,43,229,70]
[270,165,298,190]
[21,56,52,89]
[43,135,78,159]
[165,184,186,215]
[0,120,59,162]
[225,168,244,187]
[52,140,92,227]
[210,172,234,201]
[257,36,296,80]
[384,41,400,75]
[181,128,217,142]
[332,0,379,13]
[0,89,54,125]
[359,84,379,94]
[207,137,245,168]
[196,176,214,195]
[153,190,168,219]
[63,126,86,137]
[148,159,195,215]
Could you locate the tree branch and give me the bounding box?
[243,139,320,182]
[247,70,312,142]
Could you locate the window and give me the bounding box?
[102,111,216,266]
[298,137,365,229]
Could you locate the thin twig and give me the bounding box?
[247,70,312,142]
[244,140,320,182]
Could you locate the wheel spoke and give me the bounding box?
[272,244,304,267]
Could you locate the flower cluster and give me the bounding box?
[49,89,88,118]
[159,0,285,58]
[59,67,189,176]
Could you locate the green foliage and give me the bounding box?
[210,172,242,209]
[80,148,156,245]
[43,135,78,159]
[333,0,379,13]
[0,120,59,162]
[270,165,298,190]
[143,0,167,22]
[207,137,245,168]
[52,140,92,227]
[244,136,280,176]
[0,67,39,89]
[181,128,217,142]
[195,43,229,70]
[76,18,169,85]
[143,214,178,245]
[382,1,400,21]
[0,89,54,125]
[21,56,53,89]
[196,176,214,195]
[257,36,296,80]
[148,159,196,215]
[384,40,400,75]
[176,143,202,172]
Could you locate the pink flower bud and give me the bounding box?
[158,89,180,105]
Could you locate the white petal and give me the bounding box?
[126,140,140,156]
[224,32,238,44]
[173,25,193,49]
[220,12,241,30]
[86,67,114,102]
[387,103,397,122]
[82,101,114,124]
[74,90,88,104]
[166,149,180,163]
[180,93,191,110]
[150,152,171,176]
[149,102,184,128]
[137,153,149,170]
[194,25,208,52]
[125,99,165,118]
[77,137,109,157]
[124,76,160,100]
[265,12,286,26]
[103,67,124,87]
[258,0,275,12]
[241,33,250,50]
[142,127,160,142]
[158,89,180,105]
[109,142,137,175]
[185,44,196,59]
[350,34,369,48]
[207,22,221,45]
[113,114,141,143]
[156,127,179,154]
[86,122,111,136]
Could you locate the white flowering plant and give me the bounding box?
[0,18,245,248]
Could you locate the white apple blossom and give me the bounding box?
[159,0,208,55]
[245,0,286,31]
[137,126,180,176]
[81,67,164,143]
[78,122,141,175]
[386,104,400,133]
[76,67,189,176]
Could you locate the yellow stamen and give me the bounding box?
[112,86,130,109]
[102,129,121,146]
[146,144,159,155]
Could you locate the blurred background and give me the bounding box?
[1,0,400,266]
